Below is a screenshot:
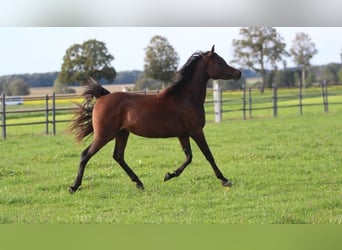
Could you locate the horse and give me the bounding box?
[69,45,241,193]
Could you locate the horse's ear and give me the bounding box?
[207,45,215,58]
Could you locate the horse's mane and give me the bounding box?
[161,51,206,96]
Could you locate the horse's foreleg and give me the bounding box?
[191,130,232,187]
[69,138,109,194]
[164,136,192,182]
[113,130,144,190]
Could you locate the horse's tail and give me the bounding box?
[69,78,110,142]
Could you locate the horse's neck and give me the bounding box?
[161,60,209,104]
[187,63,209,104]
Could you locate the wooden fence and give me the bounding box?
[1,83,342,139]
[207,81,342,121]
[0,93,78,139]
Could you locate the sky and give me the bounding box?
[1,27,342,76]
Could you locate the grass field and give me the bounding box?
[0,106,341,223]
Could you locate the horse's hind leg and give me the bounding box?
[69,138,109,194]
[113,130,144,190]
[164,136,192,182]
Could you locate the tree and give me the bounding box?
[232,27,288,93]
[273,70,286,87]
[58,39,116,87]
[9,79,30,95]
[321,63,340,85]
[144,35,179,87]
[53,79,75,94]
[338,67,342,84]
[114,70,141,84]
[134,74,162,91]
[0,78,30,96]
[290,32,317,88]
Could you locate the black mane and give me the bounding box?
[162,51,206,95]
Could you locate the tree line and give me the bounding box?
[1,27,342,96]
[0,70,143,95]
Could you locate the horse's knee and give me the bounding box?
[113,153,123,163]
[187,154,193,164]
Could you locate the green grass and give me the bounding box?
[0,111,341,223]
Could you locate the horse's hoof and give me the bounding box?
[136,183,145,191]
[164,172,172,182]
[222,179,233,187]
[69,186,76,194]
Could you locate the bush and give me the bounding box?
[134,74,162,91]
[2,78,30,96]
[53,79,76,94]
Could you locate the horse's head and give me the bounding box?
[205,45,241,80]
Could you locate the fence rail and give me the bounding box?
[206,81,342,121]
[1,93,79,139]
[1,83,342,139]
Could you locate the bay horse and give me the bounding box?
[69,45,241,193]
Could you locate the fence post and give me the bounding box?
[52,92,56,135]
[242,84,246,120]
[298,82,303,116]
[325,81,329,112]
[272,84,278,118]
[248,87,252,119]
[45,94,49,135]
[321,80,329,113]
[324,81,329,112]
[1,93,6,140]
[213,81,222,123]
[321,81,326,112]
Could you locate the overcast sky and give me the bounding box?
[1,27,342,76]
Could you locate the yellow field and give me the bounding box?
[23,98,82,106]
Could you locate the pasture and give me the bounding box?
[0,107,341,223]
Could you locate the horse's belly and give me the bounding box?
[124,112,186,138]
[131,121,185,138]
[133,128,184,138]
